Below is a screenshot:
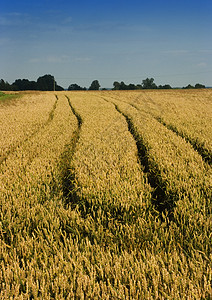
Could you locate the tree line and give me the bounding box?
[112,78,206,90]
[0,75,100,91]
[0,74,206,91]
[0,75,63,91]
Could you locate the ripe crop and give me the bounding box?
[0,90,211,299]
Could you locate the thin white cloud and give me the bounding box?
[197,62,207,67]
[30,54,73,64]
[29,55,92,64]
[62,16,72,24]
[73,21,152,34]
[29,58,43,63]
[0,12,30,26]
[7,12,25,17]
[117,24,152,32]
[28,54,92,64]
[75,57,92,63]
[47,55,72,63]
[198,50,212,54]
[162,50,190,55]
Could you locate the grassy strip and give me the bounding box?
[0,92,21,105]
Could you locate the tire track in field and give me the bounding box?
[0,95,58,165]
[60,96,154,252]
[113,103,175,216]
[100,96,174,216]
[60,96,83,207]
[154,116,212,165]
[106,94,211,166]
[135,93,212,165]
[139,93,212,165]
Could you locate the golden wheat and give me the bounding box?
[0,90,211,299]
[0,93,57,163]
[102,89,212,163]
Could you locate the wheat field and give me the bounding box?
[0,90,211,299]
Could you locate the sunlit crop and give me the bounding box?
[0,90,211,299]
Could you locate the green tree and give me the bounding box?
[13,79,37,91]
[183,84,194,89]
[128,83,136,90]
[36,75,63,91]
[119,81,127,90]
[113,81,139,90]
[195,83,205,89]
[142,78,157,89]
[37,75,55,91]
[158,84,172,89]
[113,81,120,90]
[0,79,13,91]
[89,80,100,90]
[68,83,86,91]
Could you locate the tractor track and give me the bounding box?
[61,96,83,207]
[105,94,211,166]
[99,96,175,216]
[113,103,175,216]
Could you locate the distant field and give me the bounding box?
[0,90,211,299]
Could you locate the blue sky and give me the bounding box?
[1,0,212,88]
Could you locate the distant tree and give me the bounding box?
[183,84,194,89]
[158,84,172,89]
[12,79,37,91]
[195,83,205,89]
[68,83,86,91]
[36,74,63,91]
[0,79,6,90]
[89,80,100,90]
[0,79,12,91]
[113,81,139,90]
[0,79,5,90]
[55,84,64,91]
[113,81,120,90]
[30,81,38,90]
[136,84,142,89]
[119,81,128,90]
[128,83,137,90]
[2,75,64,91]
[142,78,157,89]
[37,75,55,91]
